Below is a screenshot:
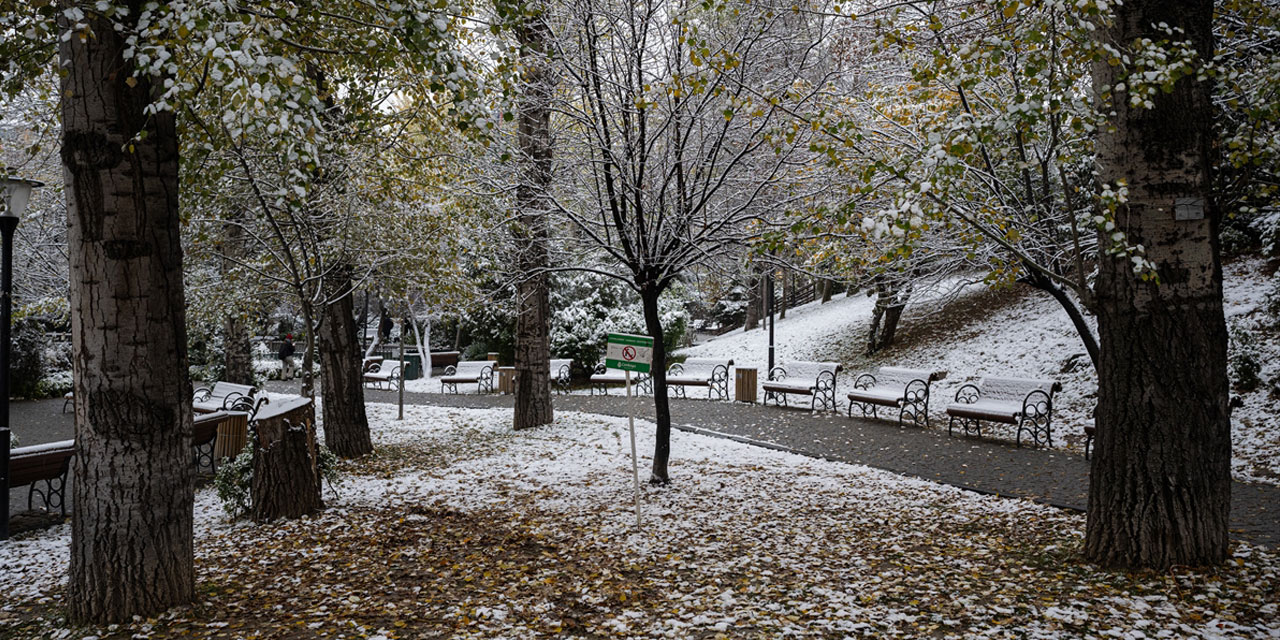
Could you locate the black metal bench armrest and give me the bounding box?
[443,365,457,376]
[903,378,930,404]
[193,387,212,402]
[853,373,876,390]
[953,383,981,404]
[815,370,837,392]
[768,366,787,382]
[1022,389,1053,419]
[668,363,686,376]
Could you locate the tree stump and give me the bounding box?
[251,398,323,522]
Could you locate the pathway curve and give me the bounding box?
[331,383,1279,549]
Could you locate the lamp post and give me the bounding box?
[1,175,43,540]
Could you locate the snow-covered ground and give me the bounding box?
[3,403,1276,638]
[676,259,1280,484]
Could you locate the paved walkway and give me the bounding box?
[331,383,1279,549]
[10,385,1278,549]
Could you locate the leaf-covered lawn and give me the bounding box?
[2,403,1277,638]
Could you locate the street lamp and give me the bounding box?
[2,175,43,540]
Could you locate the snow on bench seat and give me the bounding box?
[945,376,1061,447]
[439,361,495,394]
[847,366,946,427]
[666,358,733,401]
[763,361,842,412]
[193,381,258,413]
[590,361,652,395]
[364,362,403,392]
[550,358,573,394]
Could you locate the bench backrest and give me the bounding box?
[779,361,842,382]
[875,366,943,389]
[550,359,573,376]
[9,440,76,487]
[209,381,256,400]
[978,376,1060,404]
[674,358,733,379]
[455,360,495,376]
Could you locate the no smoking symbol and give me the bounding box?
[622,346,637,360]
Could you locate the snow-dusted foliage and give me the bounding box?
[549,273,690,372]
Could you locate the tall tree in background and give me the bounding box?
[511,1,555,430]
[1085,0,1231,568]
[58,0,194,621]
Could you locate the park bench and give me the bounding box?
[847,366,947,426]
[439,360,495,394]
[193,381,259,413]
[945,376,1062,447]
[192,410,239,473]
[364,362,403,392]
[590,360,652,395]
[551,358,573,394]
[8,439,75,516]
[764,361,842,412]
[666,358,734,401]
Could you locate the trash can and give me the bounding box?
[735,367,758,404]
[401,352,422,380]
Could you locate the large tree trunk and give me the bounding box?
[223,315,254,385]
[252,400,324,522]
[820,279,833,304]
[1085,0,1231,569]
[512,6,555,431]
[641,285,672,484]
[60,0,194,622]
[221,213,253,384]
[744,269,761,330]
[866,283,909,355]
[318,271,372,458]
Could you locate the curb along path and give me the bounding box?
[334,384,1279,549]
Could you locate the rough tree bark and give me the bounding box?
[318,270,372,457]
[512,5,555,430]
[866,283,910,355]
[60,0,194,622]
[221,212,253,384]
[252,400,324,522]
[744,268,762,330]
[820,279,833,304]
[641,283,672,484]
[1084,0,1231,569]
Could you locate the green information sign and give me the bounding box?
[605,333,654,373]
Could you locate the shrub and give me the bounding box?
[1228,319,1263,393]
[8,317,44,399]
[549,273,691,374]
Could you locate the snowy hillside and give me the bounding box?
[678,258,1280,485]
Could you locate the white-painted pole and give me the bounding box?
[625,369,641,528]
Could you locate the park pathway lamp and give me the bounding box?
[1,175,43,540]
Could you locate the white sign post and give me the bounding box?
[606,333,654,528]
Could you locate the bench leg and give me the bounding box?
[1085,433,1093,459]
[193,440,217,473]
[29,473,68,517]
[950,415,982,438]
[1016,415,1052,448]
[898,400,927,428]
